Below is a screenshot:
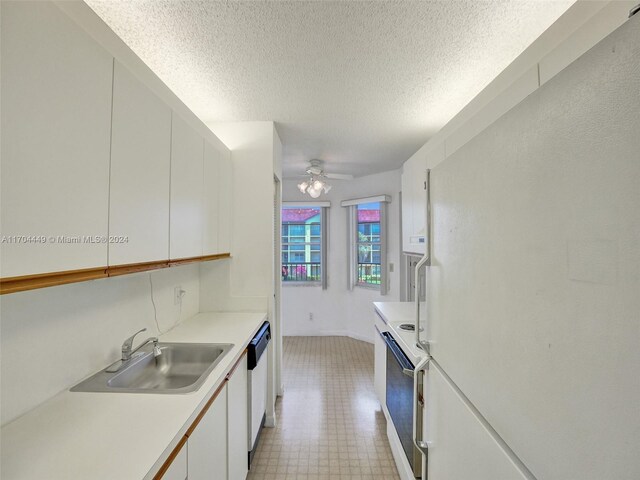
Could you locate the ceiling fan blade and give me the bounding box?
[324,173,354,180]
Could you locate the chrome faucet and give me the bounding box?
[105,328,161,373]
[121,328,160,362]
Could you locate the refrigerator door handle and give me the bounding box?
[413,355,430,457]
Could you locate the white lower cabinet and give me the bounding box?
[227,355,249,480]
[373,322,387,409]
[163,442,188,480]
[161,355,250,480]
[188,384,228,480]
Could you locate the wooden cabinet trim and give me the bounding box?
[185,380,228,438]
[0,267,108,294]
[152,434,188,480]
[168,252,230,266]
[106,260,171,277]
[0,253,230,295]
[226,348,248,380]
[184,350,247,438]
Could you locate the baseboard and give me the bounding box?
[265,414,276,428]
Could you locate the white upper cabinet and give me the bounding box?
[170,113,204,260]
[218,149,233,254]
[0,1,113,277]
[202,142,220,256]
[401,151,427,255]
[109,61,171,265]
[401,143,445,256]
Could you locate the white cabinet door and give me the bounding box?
[373,323,387,409]
[170,113,204,259]
[0,1,113,277]
[161,441,188,480]
[401,152,427,255]
[227,355,249,480]
[109,60,171,265]
[203,142,220,256]
[189,385,228,480]
[425,363,529,480]
[217,149,233,253]
[401,161,414,254]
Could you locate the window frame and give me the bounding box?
[281,201,329,288]
[356,220,382,286]
[341,195,391,294]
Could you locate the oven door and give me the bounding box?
[383,332,421,478]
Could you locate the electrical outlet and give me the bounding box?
[309,312,314,321]
[174,286,186,305]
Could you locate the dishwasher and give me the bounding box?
[247,321,271,467]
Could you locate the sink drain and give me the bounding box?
[399,323,415,331]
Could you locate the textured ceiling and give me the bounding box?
[85,0,574,178]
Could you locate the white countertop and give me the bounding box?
[373,301,416,325]
[374,301,428,363]
[1,311,267,480]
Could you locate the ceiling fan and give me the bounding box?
[297,160,353,198]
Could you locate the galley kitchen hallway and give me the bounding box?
[248,337,400,479]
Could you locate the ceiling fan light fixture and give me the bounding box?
[297,180,309,193]
[297,161,333,197]
[312,179,324,191]
[307,185,322,198]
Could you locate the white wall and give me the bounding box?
[199,120,281,426]
[0,265,200,425]
[281,169,401,343]
[200,121,279,312]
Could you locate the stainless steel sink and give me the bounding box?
[71,343,233,394]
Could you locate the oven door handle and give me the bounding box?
[381,332,414,376]
[413,355,430,457]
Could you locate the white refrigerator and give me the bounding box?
[416,12,640,480]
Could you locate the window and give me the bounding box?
[281,203,328,286]
[342,195,390,294]
[356,202,382,285]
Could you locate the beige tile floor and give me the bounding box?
[247,336,400,480]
